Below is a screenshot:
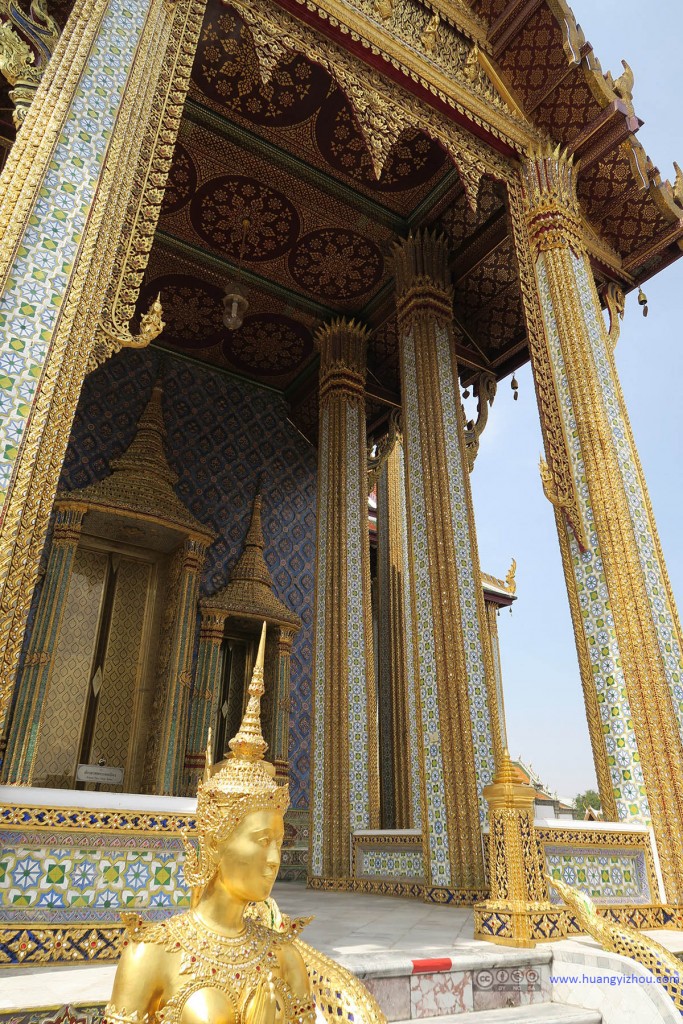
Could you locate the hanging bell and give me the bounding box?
[511,375,519,401]
[463,388,470,400]
[637,287,648,318]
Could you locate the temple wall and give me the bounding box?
[23,348,316,808]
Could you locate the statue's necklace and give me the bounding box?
[164,912,281,989]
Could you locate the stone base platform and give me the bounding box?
[3,883,683,1023]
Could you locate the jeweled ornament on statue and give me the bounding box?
[105,622,384,1024]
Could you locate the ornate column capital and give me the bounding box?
[520,147,584,256]
[199,610,227,644]
[182,536,208,574]
[315,317,369,406]
[391,230,453,326]
[52,503,87,544]
[277,626,296,652]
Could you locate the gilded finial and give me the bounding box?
[229,622,268,761]
[672,162,683,207]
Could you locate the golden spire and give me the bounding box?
[229,621,268,762]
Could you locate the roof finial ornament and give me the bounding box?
[605,59,634,115]
[672,162,683,207]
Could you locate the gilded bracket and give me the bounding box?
[89,294,165,373]
[0,0,59,127]
[603,282,625,352]
[464,371,496,472]
[367,409,401,490]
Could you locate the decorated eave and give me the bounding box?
[202,490,302,632]
[472,0,683,287]
[482,559,517,607]
[240,0,682,288]
[55,385,215,545]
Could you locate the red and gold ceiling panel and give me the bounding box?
[454,236,525,356]
[578,147,678,264]
[438,177,505,249]
[187,0,451,217]
[468,0,506,26]
[138,248,317,390]
[530,70,602,145]
[159,119,394,310]
[367,317,400,396]
[494,5,568,113]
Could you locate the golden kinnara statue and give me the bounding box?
[105,623,385,1024]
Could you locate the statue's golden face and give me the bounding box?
[215,808,284,903]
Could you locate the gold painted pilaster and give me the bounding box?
[519,149,683,903]
[152,537,207,795]
[184,609,227,792]
[2,502,86,781]
[393,231,503,892]
[272,626,296,784]
[310,317,379,881]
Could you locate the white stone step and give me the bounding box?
[394,1006,601,1024]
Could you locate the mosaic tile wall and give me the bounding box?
[0,829,191,924]
[50,348,316,807]
[356,839,423,880]
[545,847,651,906]
[536,256,646,822]
[0,0,147,511]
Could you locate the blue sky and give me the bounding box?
[469,0,683,801]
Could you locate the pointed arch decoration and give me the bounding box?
[226,0,537,208]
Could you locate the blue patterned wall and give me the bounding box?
[57,349,316,808]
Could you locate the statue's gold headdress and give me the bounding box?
[184,622,289,887]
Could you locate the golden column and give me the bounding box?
[153,537,207,796]
[185,610,228,791]
[310,318,379,882]
[0,0,207,741]
[392,231,504,895]
[272,626,297,784]
[375,432,421,829]
[2,502,86,778]
[520,148,683,903]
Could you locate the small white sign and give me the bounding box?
[76,763,124,785]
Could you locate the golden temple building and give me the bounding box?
[2,0,683,1016]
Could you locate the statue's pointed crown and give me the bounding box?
[196,622,288,834]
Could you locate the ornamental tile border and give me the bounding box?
[536,255,646,821]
